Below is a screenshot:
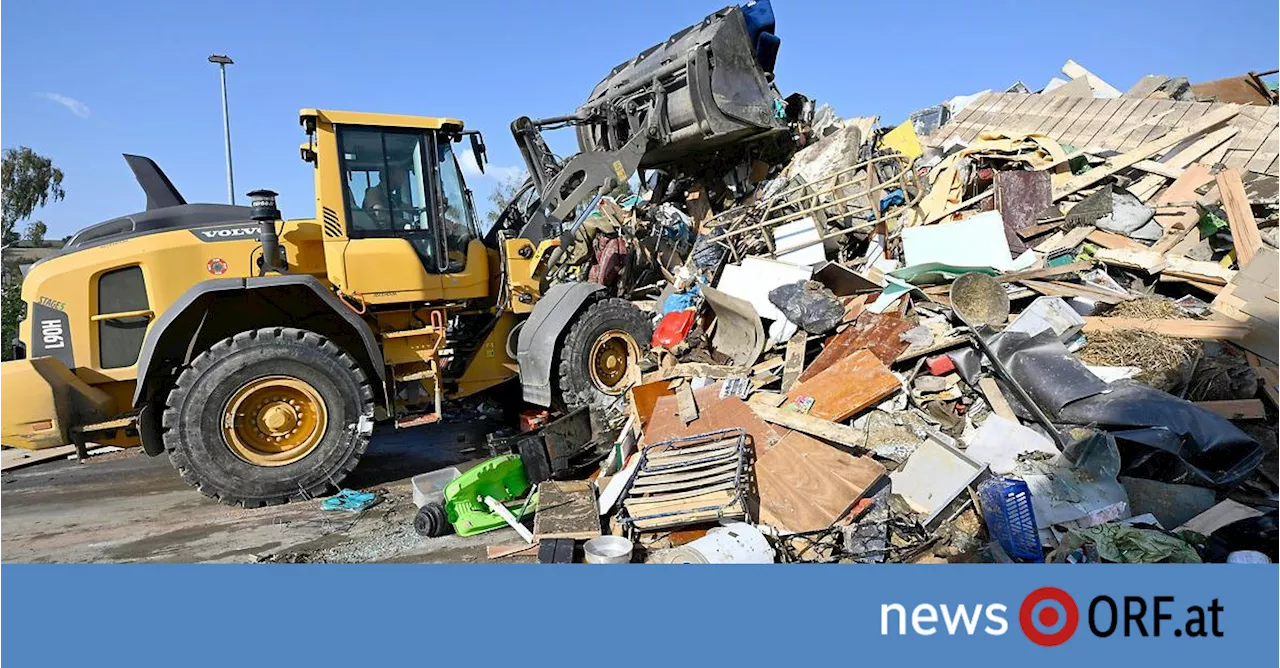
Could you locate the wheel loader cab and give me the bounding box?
[301,109,491,305]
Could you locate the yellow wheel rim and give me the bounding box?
[589,330,639,395]
[221,376,328,467]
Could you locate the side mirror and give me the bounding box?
[469,133,488,174]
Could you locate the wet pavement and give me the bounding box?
[1,418,536,563]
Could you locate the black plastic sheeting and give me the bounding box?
[1203,512,1278,563]
[951,328,1262,488]
[1057,382,1264,489]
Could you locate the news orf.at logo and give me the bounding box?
[1020,587,1079,646]
[881,588,1224,644]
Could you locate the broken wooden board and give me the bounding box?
[749,402,867,450]
[642,384,783,451]
[1212,248,1280,364]
[1194,399,1266,420]
[487,543,541,560]
[1163,256,1237,286]
[755,431,886,533]
[1053,105,1241,200]
[1087,229,1147,251]
[1082,317,1252,340]
[674,381,699,425]
[1215,167,1263,267]
[786,349,900,422]
[1151,164,1217,254]
[799,312,912,383]
[978,377,1017,420]
[533,480,601,541]
[1094,247,1168,273]
[624,490,744,530]
[0,445,78,472]
[1034,224,1094,254]
[629,379,677,430]
[781,331,807,393]
[1019,279,1130,305]
[999,261,1094,283]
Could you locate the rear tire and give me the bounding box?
[161,327,374,508]
[556,298,651,411]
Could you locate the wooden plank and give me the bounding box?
[978,377,1017,420]
[755,431,886,533]
[1080,97,1143,149]
[1158,274,1225,295]
[750,402,867,449]
[487,544,540,559]
[1054,105,1241,200]
[781,331,806,393]
[785,349,900,422]
[1036,224,1094,253]
[1215,167,1263,266]
[1087,229,1147,250]
[799,312,911,383]
[1000,260,1094,283]
[1131,159,1185,179]
[1020,279,1128,305]
[1194,399,1267,420]
[1151,164,1218,254]
[1094,247,1168,273]
[1081,317,1252,340]
[674,381,699,425]
[533,480,601,541]
[1164,255,1237,285]
[1062,59,1123,98]
[0,445,78,471]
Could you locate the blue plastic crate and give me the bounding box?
[978,476,1043,562]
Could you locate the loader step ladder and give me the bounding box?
[383,310,447,429]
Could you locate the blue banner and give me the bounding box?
[2,564,1275,665]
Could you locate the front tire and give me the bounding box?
[161,327,374,508]
[556,298,652,411]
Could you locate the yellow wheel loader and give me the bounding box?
[2,3,788,506]
[2,109,653,506]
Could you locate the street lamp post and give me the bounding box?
[208,54,235,205]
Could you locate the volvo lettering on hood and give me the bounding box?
[189,224,261,242]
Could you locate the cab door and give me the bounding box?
[329,126,441,303]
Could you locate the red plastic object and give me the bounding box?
[652,309,697,348]
[519,409,549,433]
[926,354,955,376]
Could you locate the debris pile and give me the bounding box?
[418,10,1279,563]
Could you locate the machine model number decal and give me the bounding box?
[30,302,74,367]
[207,257,229,275]
[40,319,66,349]
[190,224,260,243]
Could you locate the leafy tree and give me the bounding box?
[2,147,65,245]
[484,171,528,227]
[25,221,47,246]
[2,147,64,360]
[0,279,20,361]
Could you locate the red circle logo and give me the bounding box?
[1020,587,1078,646]
[207,258,228,276]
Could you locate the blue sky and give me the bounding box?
[4,0,1277,238]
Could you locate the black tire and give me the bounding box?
[161,327,374,508]
[556,297,652,410]
[414,502,452,538]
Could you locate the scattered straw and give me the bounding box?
[1078,329,1201,391]
[1104,297,1188,321]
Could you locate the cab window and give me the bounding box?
[434,139,479,273]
